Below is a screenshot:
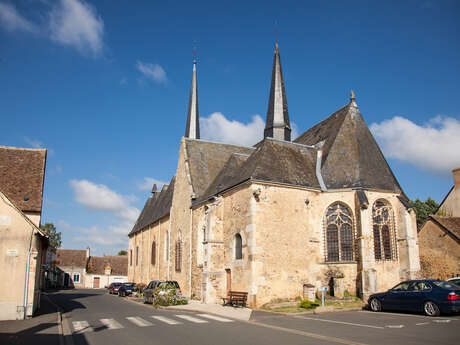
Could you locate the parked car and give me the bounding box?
[118,282,135,297]
[368,279,460,316]
[143,280,163,304]
[156,281,182,296]
[447,277,460,287]
[107,282,122,294]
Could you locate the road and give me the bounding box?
[49,289,459,345]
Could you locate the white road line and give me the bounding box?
[72,321,93,333]
[296,316,385,329]
[175,314,209,323]
[433,319,451,323]
[360,310,459,321]
[196,314,234,322]
[151,316,182,325]
[100,318,124,329]
[386,325,404,328]
[416,322,429,326]
[126,316,153,327]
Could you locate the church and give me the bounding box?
[127,44,420,307]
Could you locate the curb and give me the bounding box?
[43,293,74,345]
[255,306,365,316]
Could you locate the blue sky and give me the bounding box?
[1,0,459,255]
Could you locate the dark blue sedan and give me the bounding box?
[368,280,460,316]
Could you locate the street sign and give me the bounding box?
[318,286,329,292]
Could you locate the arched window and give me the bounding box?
[372,199,396,261]
[151,241,156,266]
[175,240,182,272]
[235,233,242,260]
[324,203,354,262]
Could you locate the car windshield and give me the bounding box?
[123,283,135,287]
[432,281,459,290]
[448,279,460,287]
[112,283,122,286]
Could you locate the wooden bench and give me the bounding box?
[222,291,248,307]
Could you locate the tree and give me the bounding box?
[118,250,128,256]
[409,197,439,230]
[40,223,62,248]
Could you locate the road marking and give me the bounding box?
[360,310,459,321]
[251,321,372,345]
[386,325,404,328]
[416,322,429,326]
[175,314,209,323]
[151,315,182,325]
[126,316,153,327]
[196,314,234,322]
[295,316,385,329]
[433,319,451,323]
[100,318,123,329]
[72,321,93,333]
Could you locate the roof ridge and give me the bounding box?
[0,145,47,152]
[184,137,254,149]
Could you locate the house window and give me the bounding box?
[372,199,397,261]
[130,249,133,266]
[235,233,242,260]
[73,273,80,283]
[136,246,139,266]
[151,241,156,266]
[324,203,354,262]
[175,240,182,272]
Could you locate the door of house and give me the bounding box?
[226,269,231,296]
[93,277,100,288]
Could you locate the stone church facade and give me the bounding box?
[128,45,420,307]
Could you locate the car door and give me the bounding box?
[404,282,423,311]
[385,282,410,310]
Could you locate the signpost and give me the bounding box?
[318,286,329,307]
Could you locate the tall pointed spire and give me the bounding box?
[264,43,291,141]
[185,52,200,139]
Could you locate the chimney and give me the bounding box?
[86,247,90,258]
[453,168,460,188]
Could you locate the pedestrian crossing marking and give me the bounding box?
[197,314,234,322]
[151,315,183,325]
[72,321,94,333]
[100,318,123,329]
[175,314,209,323]
[126,316,153,327]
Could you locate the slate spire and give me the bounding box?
[185,58,200,139]
[264,43,291,141]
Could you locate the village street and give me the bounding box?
[7,289,455,345]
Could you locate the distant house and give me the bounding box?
[0,146,48,320]
[56,248,89,288]
[85,255,128,288]
[419,168,460,277]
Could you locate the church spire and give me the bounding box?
[264,43,291,141]
[185,56,200,139]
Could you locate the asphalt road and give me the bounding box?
[49,289,460,345]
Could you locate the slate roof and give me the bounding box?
[294,102,403,193]
[129,176,176,235]
[195,138,320,204]
[428,216,460,241]
[0,146,47,213]
[86,255,128,276]
[56,249,87,268]
[184,138,255,198]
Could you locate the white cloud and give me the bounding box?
[0,3,37,33]
[370,115,460,175]
[72,222,131,247]
[137,177,167,191]
[69,179,139,222]
[49,0,104,56]
[136,61,167,84]
[24,137,44,148]
[201,112,299,146]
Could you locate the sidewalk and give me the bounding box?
[163,300,253,321]
[0,294,62,345]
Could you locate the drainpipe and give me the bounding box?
[23,226,35,319]
[189,208,193,299]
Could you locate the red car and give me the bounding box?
[108,282,122,294]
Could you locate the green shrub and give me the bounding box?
[152,287,188,307]
[135,283,146,294]
[298,300,319,310]
[344,290,351,297]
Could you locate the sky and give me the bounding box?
[1,0,459,256]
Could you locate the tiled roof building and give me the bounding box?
[128,45,420,306]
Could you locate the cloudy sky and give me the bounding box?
[1,0,459,255]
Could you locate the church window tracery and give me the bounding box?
[175,240,182,272]
[372,199,397,261]
[235,233,242,260]
[324,203,354,262]
[151,241,156,266]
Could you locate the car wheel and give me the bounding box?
[369,298,382,312]
[424,301,440,316]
